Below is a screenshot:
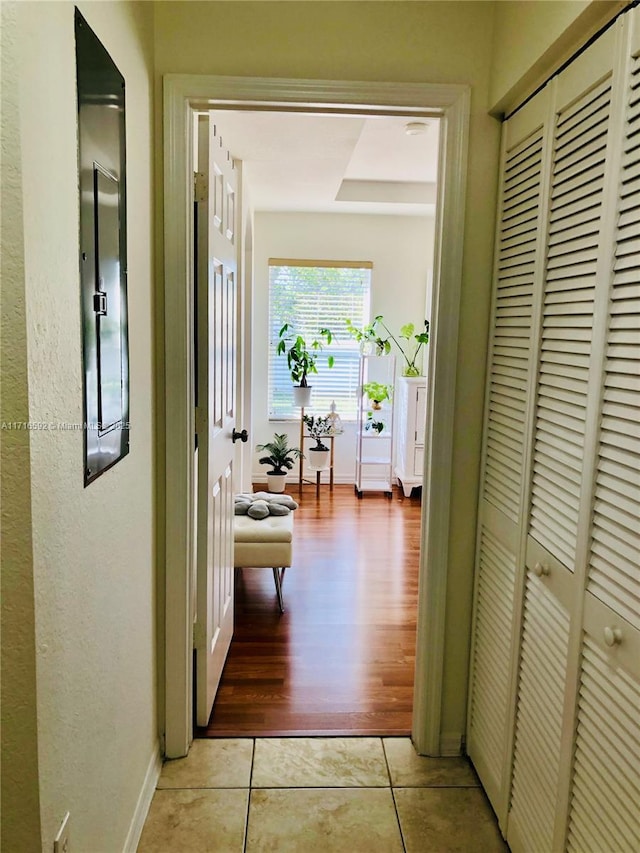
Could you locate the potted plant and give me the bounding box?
[345,316,391,356]
[347,316,430,376]
[365,412,386,434]
[303,414,332,470]
[394,320,430,376]
[256,432,303,493]
[277,324,334,407]
[362,381,392,410]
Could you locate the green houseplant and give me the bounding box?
[256,432,303,492]
[394,321,430,376]
[345,315,391,356]
[365,412,386,434]
[362,381,392,410]
[346,316,430,376]
[277,324,334,406]
[303,414,332,470]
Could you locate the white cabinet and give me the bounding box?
[394,376,426,497]
[355,354,395,497]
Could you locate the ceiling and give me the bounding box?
[209,110,440,216]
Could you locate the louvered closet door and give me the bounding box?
[567,28,640,852]
[466,90,549,821]
[508,29,617,853]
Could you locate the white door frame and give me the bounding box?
[163,74,470,758]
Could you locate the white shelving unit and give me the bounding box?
[354,354,395,498]
[395,376,427,497]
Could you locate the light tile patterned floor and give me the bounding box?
[138,737,508,852]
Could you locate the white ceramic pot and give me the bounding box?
[292,385,312,408]
[308,447,330,470]
[266,472,287,493]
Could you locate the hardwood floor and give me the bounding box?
[197,484,422,737]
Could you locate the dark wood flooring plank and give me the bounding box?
[196,484,421,737]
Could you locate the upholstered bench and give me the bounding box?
[233,511,294,613]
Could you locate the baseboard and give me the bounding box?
[252,474,399,487]
[123,740,162,852]
[439,731,463,756]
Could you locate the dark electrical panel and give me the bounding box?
[75,9,130,485]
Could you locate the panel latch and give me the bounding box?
[93,290,107,315]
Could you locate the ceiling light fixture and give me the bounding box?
[404,121,430,136]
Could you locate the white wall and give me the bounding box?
[489,0,625,112]
[3,2,158,849]
[251,211,435,484]
[1,4,42,848]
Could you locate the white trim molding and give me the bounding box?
[123,742,162,852]
[163,74,470,759]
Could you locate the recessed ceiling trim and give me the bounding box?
[336,179,437,204]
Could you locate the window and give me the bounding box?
[268,259,372,419]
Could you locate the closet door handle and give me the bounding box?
[532,562,550,578]
[603,626,622,647]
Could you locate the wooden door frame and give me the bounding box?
[162,74,470,758]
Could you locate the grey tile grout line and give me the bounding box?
[380,737,394,788]
[156,783,479,791]
[243,738,257,853]
[249,737,257,788]
[382,738,408,853]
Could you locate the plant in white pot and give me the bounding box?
[277,324,334,407]
[303,414,332,470]
[256,433,303,493]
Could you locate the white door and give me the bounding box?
[193,114,238,726]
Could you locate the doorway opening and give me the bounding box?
[195,107,438,737]
[163,75,469,759]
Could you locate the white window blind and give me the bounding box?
[268,259,371,419]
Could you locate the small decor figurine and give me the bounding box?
[325,401,344,435]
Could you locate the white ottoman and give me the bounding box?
[233,512,294,613]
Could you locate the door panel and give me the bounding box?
[466,89,550,819]
[567,596,640,853]
[194,115,237,727]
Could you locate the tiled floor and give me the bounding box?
[138,737,508,852]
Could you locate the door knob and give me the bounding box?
[232,428,248,443]
[533,562,550,578]
[603,626,622,647]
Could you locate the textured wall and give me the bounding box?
[12,1,157,849]
[489,0,625,112]
[1,3,42,849]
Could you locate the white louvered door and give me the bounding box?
[466,90,550,824]
[566,25,640,852]
[469,6,640,852]
[508,31,617,853]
